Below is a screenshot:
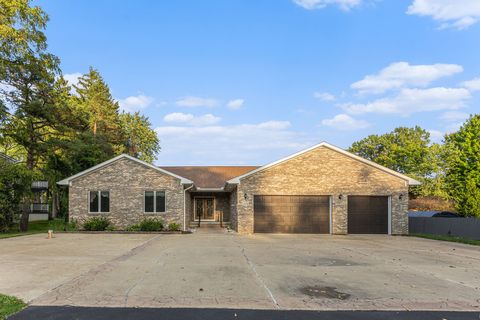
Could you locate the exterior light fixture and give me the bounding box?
[399,194,404,200]
[338,194,343,200]
[244,193,248,200]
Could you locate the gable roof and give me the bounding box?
[160,166,258,189]
[57,154,193,186]
[227,142,421,185]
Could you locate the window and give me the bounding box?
[145,191,166,213]
[89,191,109,213]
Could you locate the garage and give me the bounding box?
[348,196,389,234]
[253,195,330,233]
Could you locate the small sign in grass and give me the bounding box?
[0,294,26,320]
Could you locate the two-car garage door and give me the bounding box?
[253,195,389,234]
[254,195,330,233]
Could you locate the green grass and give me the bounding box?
[411,233,480,246]
[0,294,26,320]
[0,219,75,239]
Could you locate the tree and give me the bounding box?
[1,0,60,231]
[0,159,32,231]
[348,126,444,197]
[119,112,160,163]
[444,114,480,217]
[73,68,122,150]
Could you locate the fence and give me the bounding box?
[409,217,480,240]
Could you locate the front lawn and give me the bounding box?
[412,233,480,246]
[0,219,75,240]
[0,294,26,320]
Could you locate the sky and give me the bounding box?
[36,0,480,165]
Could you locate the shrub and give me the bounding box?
[83,217,111,231]
[138,218,164,231]
[168,222,180,231]
[126,224,140,232]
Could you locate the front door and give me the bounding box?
[195,198,215,220]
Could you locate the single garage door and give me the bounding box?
[348,196,388,234]
[254,195,330,233]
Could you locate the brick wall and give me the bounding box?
[68,158,184,229]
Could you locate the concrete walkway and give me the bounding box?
[1,232,480,311]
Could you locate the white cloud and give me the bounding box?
[314,92,336,101]
[407,0,480,30]
[321,114,370,130]
[227,99,244,110]
[163,112,221,126]
[463,77,480,92]
[154,121,311,165]
[163,112,194,123]
[351,62,463,94]
[257,120,291,130]
[293,0,362,11]
[342,87,471,115]
[439,111,469,122]
[63,72,82,87]
[118,94,154,112]
[176,96,219,107]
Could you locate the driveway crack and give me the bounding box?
[240,246,280,309]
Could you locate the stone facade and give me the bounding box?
[234,145,409,235]
[69,158,185,229]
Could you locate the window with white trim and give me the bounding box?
[89,191,109,213]
[145,191,166,213]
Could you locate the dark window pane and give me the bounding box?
[90,191,99,212]
[100,191,110,212]
[156,191,165,212]
[145,191,154,212]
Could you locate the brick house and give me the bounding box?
[57,142,420,234]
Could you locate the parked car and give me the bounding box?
[432,211,460,218]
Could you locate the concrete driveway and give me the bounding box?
[1,232,480,311]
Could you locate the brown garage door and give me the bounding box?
[254,195,330,233]
[348,196,388,234]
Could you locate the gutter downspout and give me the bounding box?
[183,184,194,232]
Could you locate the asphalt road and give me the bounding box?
[8,306,480,320]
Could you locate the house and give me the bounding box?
[57,142,420,234]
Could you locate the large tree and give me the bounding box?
[0,0,61,230]
[119,111,160,163]
[348,126,444,197]
[444,114,480,217]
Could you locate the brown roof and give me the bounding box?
[159,166,259,188]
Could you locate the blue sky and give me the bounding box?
[36,0,480,165]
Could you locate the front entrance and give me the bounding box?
[194,197,215,221]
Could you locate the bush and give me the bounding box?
[168,222,181,231]
[83,217,111,231]
[126,224,140,232]
[138,218,164,231]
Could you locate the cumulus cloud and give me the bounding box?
[314,92,336,101]
[351,62,463,94]
[176,96,219,107]
[342,87,471,115]
[227,99,244,110]
[407,0,480,30]
[118,94,154,112]
[163,112,221,126]
[439,111,469,122]
[321,114,370,130]
[154,121,312,165]
[293,0,362,11]
[463,77,480,92]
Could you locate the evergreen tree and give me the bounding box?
[119,112,160,163]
